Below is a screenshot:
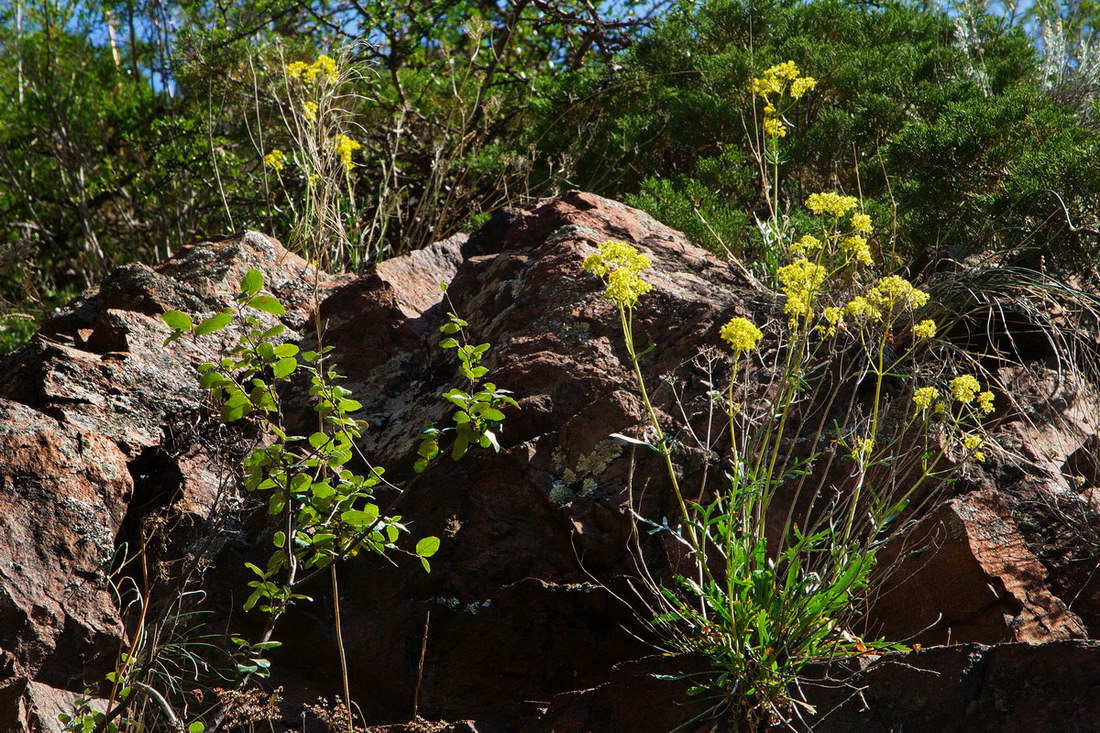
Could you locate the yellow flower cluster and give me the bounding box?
[912,386,938,411]
[913,319,937,340]
[852,436,875,460]
[582,241,654,307]
[851,212,873,234]
[583,241,651,275]
[333,134,361,172]
[790,234,822,256]
[977,390,994,414]
[606,269,653,306]
[840,235,873,266]
[845,295,880,322]
[794,195,875,267]
[817,306,844,337]
[287,54,338,84]
[777,258,827,320]
[752,61,816,138]
[763,115,787,138]
[949,375,981,404]
[752,61,816,98]
[845,277,929,323]
[263,149,286,172]
[303,101,319,123]
[915,379,993,417]
[806,192,858,217]
[963,434,986,462]
[790,76,817,99]
[720,317,763,353]
[868,275,930,310]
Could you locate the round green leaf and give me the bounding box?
[241,269,264,296]
[161,310,192,331]
[272,357,297,379]
[195,311,233,335]
[249,295,286,316]
[415,536,441,558]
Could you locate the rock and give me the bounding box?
[261,191,764,727]
[981,361,1100,635]
[0,675,102,733]
[529,654,714,733]
[866,489,1086,645]
[0,232,336,692]
[3,196,1100,733]
[530,642,1100,732]
[4,232,328,455]
[806,640,1100,732]
[0,399,129,688]
[266,192,1100,728]
[313,233,477,378]
[995,362,1100,485]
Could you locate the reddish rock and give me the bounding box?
[260,192,764,727]
[0,675,102,733]
[994,362,1100,485]
[866,490,1086,645]
[0,232,336,695]
[529,654,714,733]
[315,233,477,376]
[0,399,129,688]
[3,198,1100,733]
[5,231,329,455]
[533,642,1100,733]
[980,362,1100,635]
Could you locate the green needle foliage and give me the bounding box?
[6,0,1100,351]
[544,0,1100,270]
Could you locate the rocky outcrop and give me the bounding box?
[267,192,763,726]
[0,676,101,733]
[0,232,334,725]
[0,400,129,689]
[532,641,1100,732]
[2,194,1099,731]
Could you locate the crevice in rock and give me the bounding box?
[115,446,184,573]
[1063,434,1100,488]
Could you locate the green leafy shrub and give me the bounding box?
[0,0,663,324]
[543,0,1100,266]
[62,269,518,731]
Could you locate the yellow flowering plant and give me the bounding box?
[582,67,1001,726]
[286,54,339,85]
[751,60,817,277]
[583,242,696,533]
[333,134,362,173]
[255,45,370,272]
[752,61,816,142]
[263,149,286,173]
[588,231,999,729]
[719,317,763,354]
